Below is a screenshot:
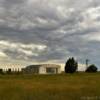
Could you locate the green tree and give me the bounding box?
[85,64,98,72]
[0,69,3,74]
[65,57,78,73]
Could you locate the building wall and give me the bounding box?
[22,67,39,74]
[39,66,46,74]
[57,67,61,74]
[39,64,61,74]
[22,64,61,74]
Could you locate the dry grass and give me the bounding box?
[0,73,100,100]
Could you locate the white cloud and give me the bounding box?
[80,6,100,29]
[86,7,100,20]
[0,51,7,57]
[0,40,47,57]
[81,33,100,41]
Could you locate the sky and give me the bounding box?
[0,0,100,70]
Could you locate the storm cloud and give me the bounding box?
[0,0,100,68]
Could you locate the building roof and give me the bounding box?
[25,65,41,69]
[40,64,61,68]
[25,64,61,69]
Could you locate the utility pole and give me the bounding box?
[86,59,89,68]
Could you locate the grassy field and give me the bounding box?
[0,73,100,100]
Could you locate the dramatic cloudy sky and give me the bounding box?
[0,0,100,69]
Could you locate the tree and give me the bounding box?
[65,57,78,73]
[85,64,98,72]
[0,69,3,74]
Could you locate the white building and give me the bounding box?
[0,63,25,72]
[22,64,61,74]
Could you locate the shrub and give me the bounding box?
[85,64,98,72]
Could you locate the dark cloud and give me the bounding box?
[0,0,100,68]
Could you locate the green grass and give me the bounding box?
[0,73,100,100]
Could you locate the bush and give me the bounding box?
[85,64,98,72]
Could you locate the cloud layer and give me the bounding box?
[0,0,100,68]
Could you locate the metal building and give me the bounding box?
[22,64,61,74]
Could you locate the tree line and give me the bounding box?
[65,57,98,73]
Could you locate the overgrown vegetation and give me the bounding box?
[0,73,100,100]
